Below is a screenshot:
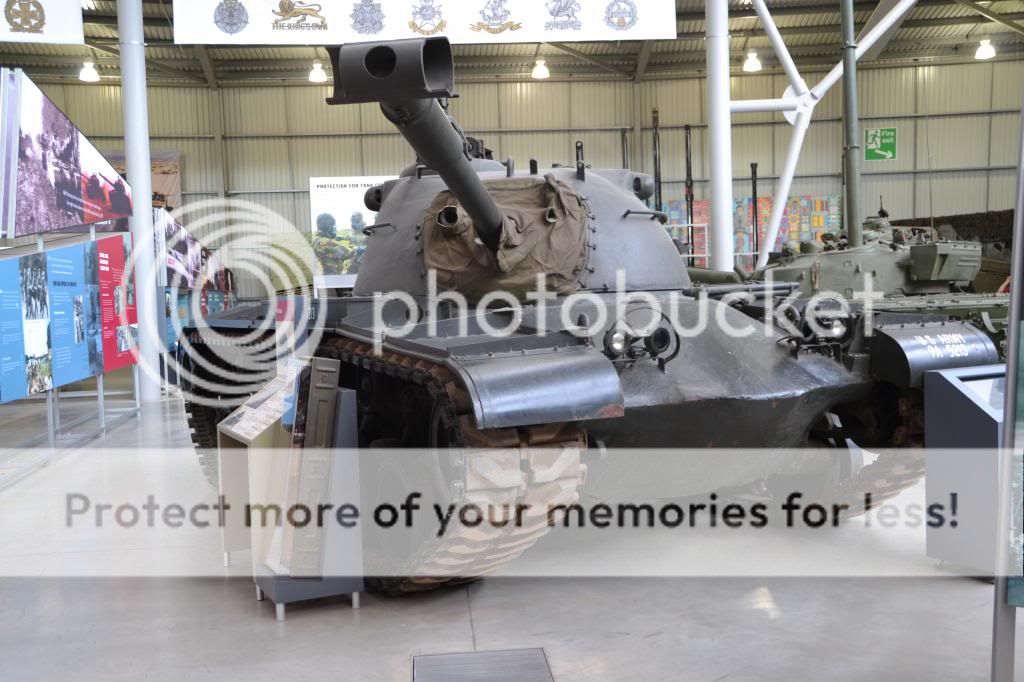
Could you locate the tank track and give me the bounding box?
[181,328,587,595]
[180,331,265,489]
[184,402,224,488]
[827,392,926,516]
[316,333,587,595]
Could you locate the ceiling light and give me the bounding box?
[79,61,100,83]
[308,61,328,83]
[81,0,95,9]
[742,50,762,73]
[975,38,996,60]
[531,59,550,80]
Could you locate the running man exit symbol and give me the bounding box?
[865,127,897,161]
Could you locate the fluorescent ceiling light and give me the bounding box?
[742,50,762,73]
[308,61,328,83]
[79,61,100,82]
[975,39,996,60]
[531,59,550,80]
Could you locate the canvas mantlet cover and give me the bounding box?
[423,174,589,302]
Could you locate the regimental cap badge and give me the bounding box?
[604,0,638,31]
[5,0,46,34]
[409,0,446,35]
[471,0,521,34]
[545,0,581,31]
[271,0,327,29]
[351,0,384,35]
[213,0,249,35]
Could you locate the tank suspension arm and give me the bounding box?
[325,38,504,253]
[380,97,504,252]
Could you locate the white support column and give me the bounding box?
[705,0,735,272]
[750,0,808,96]
[756,109,812,270]
[118,0,162,405]
[990,92,1024,682]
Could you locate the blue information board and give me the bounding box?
[0,258,27,404]
[47,243,92,388]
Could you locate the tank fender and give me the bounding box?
[448,346,625,430]
[869,321,1000,389]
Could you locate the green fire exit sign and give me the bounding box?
[865,127,897,161]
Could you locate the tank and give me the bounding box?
[181,38,1001,594]
[689,210,1009,356]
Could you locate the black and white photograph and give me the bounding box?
[19,253,48,321]
[14,75,83,236]
[72,295,84,344]
[115,324,135,353]
[113,286,124,317]
[86,283,102,377]
[122,235,135,306]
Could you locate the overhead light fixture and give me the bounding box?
[742,50,762,73]
[531,59,550,80]
[79,61,100,83]
[308,61,328,83]
[80,0,95,9]
[975,38,996,60]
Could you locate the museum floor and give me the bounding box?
[2,398,1024,681]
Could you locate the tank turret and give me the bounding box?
[326,38,504,251]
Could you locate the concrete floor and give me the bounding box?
[2,396,1024,681]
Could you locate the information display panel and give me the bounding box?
[97,234,138,372]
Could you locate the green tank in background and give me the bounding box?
[689,209,1010,356]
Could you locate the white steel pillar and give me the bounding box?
[117,0,161,404]
[705,0,735,272]
[990,92,1024,682]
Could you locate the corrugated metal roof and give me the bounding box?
[1,0,1021,84]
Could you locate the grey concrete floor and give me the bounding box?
[2,396,1024,681]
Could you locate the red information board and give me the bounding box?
[97,234,138,372]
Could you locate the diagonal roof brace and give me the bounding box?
[952,0,1024,38]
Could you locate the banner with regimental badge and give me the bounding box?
[173,0,676,45]
[1,0,83,44]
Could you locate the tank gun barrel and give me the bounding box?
[325,38,504,252]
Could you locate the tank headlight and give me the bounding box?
[645,327,673,356]
[827,318,848,339]
[605,328,630,357]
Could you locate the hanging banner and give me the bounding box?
[1,0,84,45]
[309,175,392,289]
[110,151,182,210]
[157,209,202,289]
[1,70,132,238]
[173,0,676,45]
[97,234,137,372]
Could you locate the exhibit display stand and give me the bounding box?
[925,365,1006,574]
[218,358,363,621]
[0,226,143,491]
